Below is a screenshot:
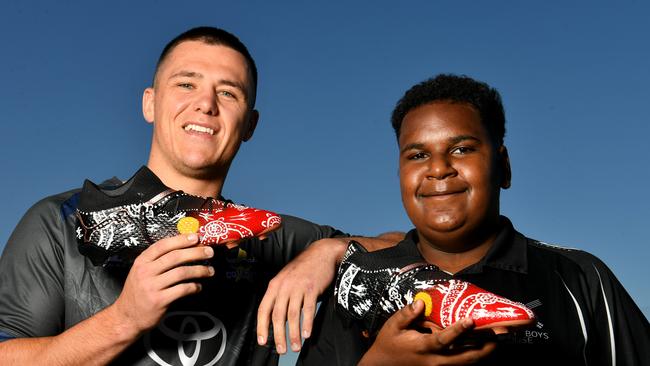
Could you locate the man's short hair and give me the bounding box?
[391,74,506,146]
[154,26,258,107]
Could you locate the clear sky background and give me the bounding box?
[1,1,648,364]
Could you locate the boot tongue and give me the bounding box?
[78,166,171,211]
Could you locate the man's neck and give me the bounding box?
[147,163,225,198]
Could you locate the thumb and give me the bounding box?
[389,299,425,329]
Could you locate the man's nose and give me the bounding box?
[194,89,219,115]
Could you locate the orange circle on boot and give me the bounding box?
[414,292,433,317]
[177,217,200,234]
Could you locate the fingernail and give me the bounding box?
[204,247,214,257]
[187,234,198,242]
[208,266,215,276]
[461,317,474,328]
[257,336,265,345]
[302,330,310,339]
[197,283,202,291]
[276,344,286,354]
[291,343,300,352]
[411,299,422,310]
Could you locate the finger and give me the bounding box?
[430,341,496,365]
[425,317,475,350]
[157,264,215,289]
[257,276,285,346]
[300,290,318,341]
[138,234,201,262]
[154,245,214,274]
[287,293,303,352]
[271,293,290,354]
[387,299,426,330]
[160,281,204,306]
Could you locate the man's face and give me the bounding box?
[398,101,509,248]
[143,40,258,179]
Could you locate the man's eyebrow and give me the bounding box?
[169,70,203,79]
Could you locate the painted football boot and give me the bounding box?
[414,280,535,330]
[75,166,282,266]
[335,240,534,335]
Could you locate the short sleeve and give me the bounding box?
[0,197,67,337]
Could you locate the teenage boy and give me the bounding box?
[298,74,650,365]
[0,27,389,365]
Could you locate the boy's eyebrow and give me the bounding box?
[449,135,481,145]
[400,143,425,154]
[400,135,481,154]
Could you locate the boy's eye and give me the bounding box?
[451,146,473,155]
[408,152,428,160]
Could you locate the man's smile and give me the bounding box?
[183,122,215,135]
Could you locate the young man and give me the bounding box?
[0,27,379,365]
[298,74,650,365]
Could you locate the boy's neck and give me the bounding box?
[416,220,501,274]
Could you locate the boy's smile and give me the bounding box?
[398,101,509,253]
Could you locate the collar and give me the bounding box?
[402,216,528,275]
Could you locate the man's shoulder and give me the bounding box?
[30,175,123,218]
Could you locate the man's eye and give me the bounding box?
[219,90,236,98]
[177,83,194,89]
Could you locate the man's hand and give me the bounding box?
[256,234,405,354]
[256,237,348,354]
[109,233,216,335]
[359,300,496,366]
[0,234,216,365]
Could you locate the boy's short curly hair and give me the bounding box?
[391,74,506,145]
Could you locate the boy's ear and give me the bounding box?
[499,145,512,189]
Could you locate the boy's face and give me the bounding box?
[398,101,510,249]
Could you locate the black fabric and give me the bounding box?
[0,169,346,366]
[298,217,650,366]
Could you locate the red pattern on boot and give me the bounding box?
[414,279,535,330]
[177,202,282,246]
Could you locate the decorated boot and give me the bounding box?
[335,240,534,336]
[414,280,535,330]
[75,166,282,266]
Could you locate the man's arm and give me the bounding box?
[256,233,404,354]
[0,233,214,365]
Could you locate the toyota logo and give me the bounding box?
[145,311,227,366]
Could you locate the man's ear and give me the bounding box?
[499,145,512,189]
[242,109,259,142]
[142,87,155,123]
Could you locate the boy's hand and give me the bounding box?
[359,300,496,366]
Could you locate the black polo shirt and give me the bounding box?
[298,217,650,365]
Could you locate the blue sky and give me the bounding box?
[1,1,648,363]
